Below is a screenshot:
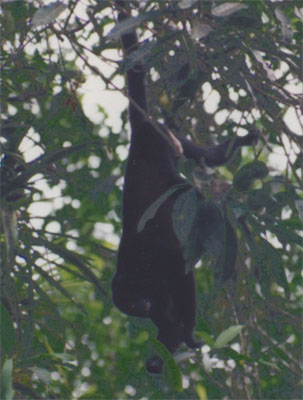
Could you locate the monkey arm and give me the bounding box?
[178,130,258,167]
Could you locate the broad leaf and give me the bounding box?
[275,8,294,41]
[138,183,186,232]
[1,359,14,400]
[214,325,244,349]
[211,3,247,17]
[260,239,290,298]
[4,140,103,196]
[252,50,276,81]
[107,10,162,40]
[196,331,215,347]
[33,264,87,314]
[150,338,183,392]
[123,41,157,71]
[192,20,212,40]
[0,304,15,357]
[295,199,303,221]
[31,2,67,28]
[233,161,269,192]
[178,0,196,9]
[32,238,108,297]
[1,208,18,268]
[173,188,198,244]
[196,384,208,400]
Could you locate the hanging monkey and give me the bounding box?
[111,1,257,373]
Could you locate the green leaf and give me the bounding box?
[31,2,67,28]
[258,359,281,372]
[214,325,244,349]
[213,219,237,282]
[123,41,157,72]
[17,352,72,368]
[271,225,302,246]
[178,0,196,9]
[295,199,303,221]
[275,8,294,41]
[90,175,119,198]
[4,140,103,197]
[107,10,162,40]
[150,338,183,392]
[294,152,303,169]
[173,188,198,244]
[211,3,247,17]
[247,188,273,211]
[253,245,270,297]
[53,352,77,363]
[196,384,208,400]
[1,359,14,400]
[173,191,224,274]
[220,348,253,363]
[260,239,290,298]
[31,237,108,298]
[231,201,249,218]
[33,263,87,314]
[1,208,18,268]
[233,161,269,191]
[196,331,215,347]
[0,304,16,357]
[29,367,52,384]
[173,188,204,273]
[138,183,186,232]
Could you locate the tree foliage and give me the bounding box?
[1,1,302,399]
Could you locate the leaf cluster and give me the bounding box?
[1,1,302,399]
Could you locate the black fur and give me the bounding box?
[111,1,257,373]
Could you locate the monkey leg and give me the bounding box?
[146,275,200,374]
[150,283,184,354]
[147,287,183,374]
[214,218,238,282]
[173,271,202,349]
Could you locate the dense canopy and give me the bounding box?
[1,1,302,399]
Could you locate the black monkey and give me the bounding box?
[111,1,257,373]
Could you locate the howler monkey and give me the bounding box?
[111,1,257,374]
